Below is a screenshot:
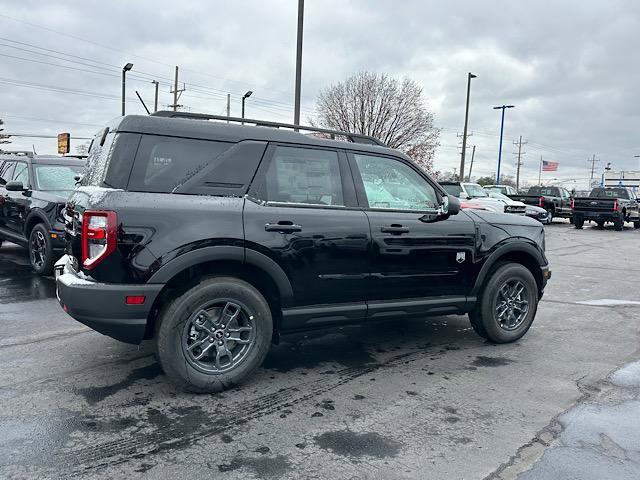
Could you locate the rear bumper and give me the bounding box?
[55,255,164,344]
[573,211,619,221]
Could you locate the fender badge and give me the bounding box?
[456,252,466,263]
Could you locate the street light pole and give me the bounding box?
[493,104,515,184]
[459,72,476,181]
[121,63,133,116]
[151,80,159,112]
[294,0,304,126]
[241,90,253,124]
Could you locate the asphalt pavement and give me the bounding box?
[1,220,639,479]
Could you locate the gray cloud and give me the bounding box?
[1,0,639,188]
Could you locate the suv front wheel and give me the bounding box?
[155,277,273,393]
[469,263,538,343]
[29,224,54,275]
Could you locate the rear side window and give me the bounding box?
[128,136,233,193]
[264,146,344,206]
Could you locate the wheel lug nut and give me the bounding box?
[218,341,223,346]
[225,333,230,337]
[221,324,226,328]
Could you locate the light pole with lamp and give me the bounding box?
[241,91,253,124]
[121,63,133,116]
[493,104,514,184]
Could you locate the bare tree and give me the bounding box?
[0,119,11,147]
[314,72,440,175]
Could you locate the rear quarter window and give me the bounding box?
[128,135,254,195]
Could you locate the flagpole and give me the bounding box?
[538,156,542,184]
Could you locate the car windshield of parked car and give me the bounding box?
[441,184,463,197]
[487,191,511,202]
[464,183,488,198]
[486,186,506,195]
[34,164,83,191]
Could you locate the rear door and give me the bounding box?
[245,144,370,322]
[348,152,476,315]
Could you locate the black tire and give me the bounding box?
[28,224,54,275]
[155,276,273,393]
[634,220,640,229]
[613,217,623,231]
[0,238,3,249]
[596,220,605,228]
[573,217,584,229]
[469,263,538,343]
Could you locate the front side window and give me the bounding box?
[354,154,439,211]
[264,146,344,206]
[13,162,29,185]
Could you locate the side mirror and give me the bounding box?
[447,195,461,215]
[5,181,26,192]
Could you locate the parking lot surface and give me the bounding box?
[1,221,639,479]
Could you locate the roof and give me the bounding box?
[0,153,85,165]
[113,114,407,159]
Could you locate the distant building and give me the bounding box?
[603,171,640,190]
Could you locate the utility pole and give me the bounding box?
[588,154,599,188]
[293,0,304,127]
[226,94,231,121]
[459,72,477,181]
[493,104,515,184]
[513,136,527,192]
[169,66,185,111]
[151,80,159,112]
[467,145,476,180]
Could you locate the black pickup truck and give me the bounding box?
[572,187,640,230]
[509,186,573,222]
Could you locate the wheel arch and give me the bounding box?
[24,210,51,237]
[144,246,293,340]
[472,243,545,298]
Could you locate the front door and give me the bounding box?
[348,152,477,310]
[4,161,31,235]
[244,144,370,324]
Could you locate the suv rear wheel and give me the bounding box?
[469,263,538,343]
[29,224,54,275]
[613,217,624,231]
[155,276,273,393]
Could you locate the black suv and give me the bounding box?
[55,112,551,392]
[0,151,85,274]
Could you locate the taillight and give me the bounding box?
[81,210,117,269]
[613,199,618,212]
[571,198,575,209]
[539,196,544,207]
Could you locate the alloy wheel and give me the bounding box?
[182,300,256,374]
[494,280,529,331]
[30,230,47,269]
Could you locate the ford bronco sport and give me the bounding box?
[55,112,551,392]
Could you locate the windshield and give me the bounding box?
[528,186,557,196]
[441,184,463,197]
[34,164,83,191]
[464,183,488,198]
[486,186,507,195]
[488,191,511,201]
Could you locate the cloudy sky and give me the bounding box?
[1,0,639,188]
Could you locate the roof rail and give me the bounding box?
[150,111,386,147]
[0,150,33,157]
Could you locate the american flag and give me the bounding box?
[542,160,559,171]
